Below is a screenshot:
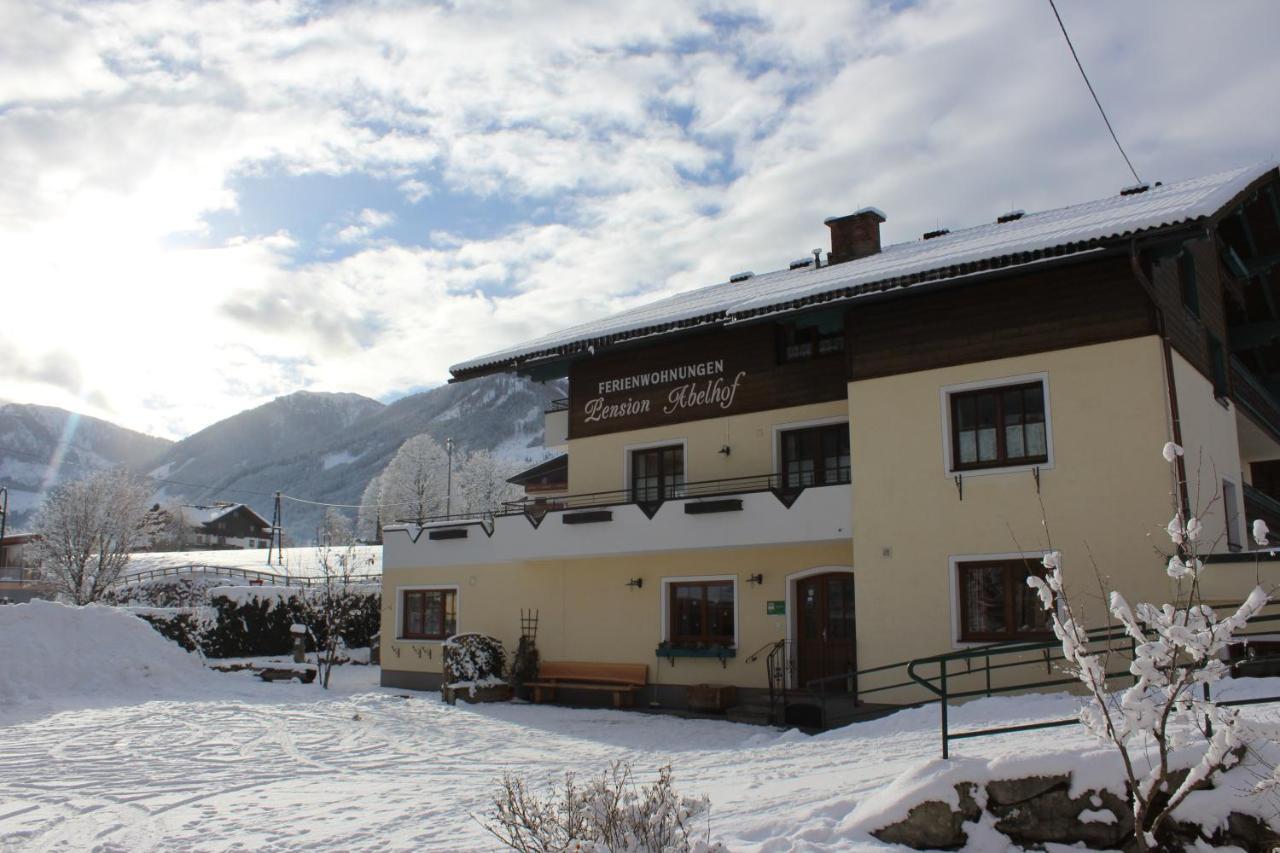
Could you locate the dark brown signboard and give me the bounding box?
[568,323,848,438]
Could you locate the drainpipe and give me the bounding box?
[1130,238,1191,519]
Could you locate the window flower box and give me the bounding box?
[655,643,736,667]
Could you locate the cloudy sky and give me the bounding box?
[3,0,1278,440]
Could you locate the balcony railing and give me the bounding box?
[395,471,850,525]
[1231,356,1280,436]
[0,566,41,585]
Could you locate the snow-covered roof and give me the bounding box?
[453,163,1277,378]
[179,503,270,530]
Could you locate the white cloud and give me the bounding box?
[1,0,1278,439]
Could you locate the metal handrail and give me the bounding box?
[905,607,1280,758]
[392,470,851,526]
[545,397,570,413]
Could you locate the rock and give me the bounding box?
[985,774,1070,806]
[989,785,1131,849]
[1215,813,1280,851]
[873,782,980,850]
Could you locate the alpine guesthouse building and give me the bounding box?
[380,163,1280,722]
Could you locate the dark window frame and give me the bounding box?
[401,588,457,641]
[630,444,685,503]
[780,423,851,488]
[1179,249,1199,317]
[949,380,1049,472]
[956,559,1053,643]
[776,321,845,365]
[667,579,735,648]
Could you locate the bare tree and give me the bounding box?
[305,540,360,689]
[378,433,448,522]
[356,473,384,543]
[318,506,354,546]
[455,450,523,515]
[1026,441,1273,851]
[34,468,151,604]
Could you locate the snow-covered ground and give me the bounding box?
[123,545,382,581]
[4,601,1280,851]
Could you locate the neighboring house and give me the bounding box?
[0,534,46,603]
[180,503,273,550]
[379,163,1280,717]
[506,453,568,500]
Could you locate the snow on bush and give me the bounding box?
[1023,440,1276,851]
[481,761,724,853]
[443,633,506,695]
[0,599,221,719]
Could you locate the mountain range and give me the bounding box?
[0,374,563,539]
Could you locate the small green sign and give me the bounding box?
[766,600,785,615]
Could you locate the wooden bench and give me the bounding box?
[526,661,648,708]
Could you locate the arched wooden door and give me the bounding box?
[795,572,856,691]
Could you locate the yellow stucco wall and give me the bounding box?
[1169,350,1246,551]
[565,399,849,494]
[848,336,1181,674]
[382,540,852,688]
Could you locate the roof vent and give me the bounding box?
[1120,183,1151,196]
[729,271,755,283]
[922,228,951,240]
[789,258,814,270]
[997,210,1025,224]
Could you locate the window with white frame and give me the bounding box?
[400,588,457,640]
[947,379,1049,472]
[956,558,1052,642]
[662,577,737,649]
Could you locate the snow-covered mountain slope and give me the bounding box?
[0,377,561,539]
[0,402,172,530]
[147,375,564,540]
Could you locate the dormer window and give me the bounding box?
[777,318,844,364]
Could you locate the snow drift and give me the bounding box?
[0,599,223,720]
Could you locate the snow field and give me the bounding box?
[4,601,1280,850]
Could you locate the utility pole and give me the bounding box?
[267,491,283,566]
[0,486,7,544]
[445,437,454,516]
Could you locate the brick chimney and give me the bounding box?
[824,207,886,265]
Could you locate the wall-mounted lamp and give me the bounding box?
[746,573,763,585]
[627,577,644,589]
[718,445,732,456]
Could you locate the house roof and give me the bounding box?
[180,503,271,530]
[506,453,568,486]
[452,162,1278,380]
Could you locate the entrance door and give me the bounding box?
[795,573,856,691]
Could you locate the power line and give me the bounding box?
[1047,0,1143,186]
[280,493,429,511]
[147,475,427,513]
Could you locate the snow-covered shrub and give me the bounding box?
[509,634,540,695]
[134,609,208,653]
[480,761,724,852]
[1025,440,1273,851]
[444,633,506,690]
[197,587,380,658]
[106,577,231,608]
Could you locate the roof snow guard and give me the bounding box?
[451,163,1278,380]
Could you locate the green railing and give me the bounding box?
[906,612,1280,758]
[752,605,1280,752]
